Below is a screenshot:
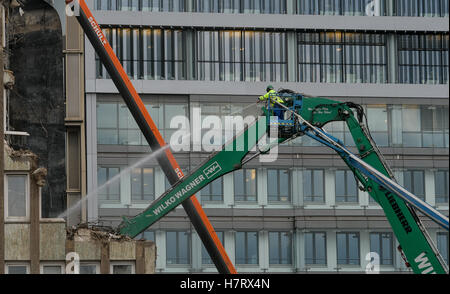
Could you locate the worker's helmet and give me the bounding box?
[266,85,274,92]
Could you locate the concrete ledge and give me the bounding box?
[94,11,450,32]
[90,79,450,99]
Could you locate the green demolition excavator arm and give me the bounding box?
[119,92,448,274]
[118,116,286,237]
[294,96,448,274]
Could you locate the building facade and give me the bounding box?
[83,0,449,273]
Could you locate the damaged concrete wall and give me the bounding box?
[7,0,66,218]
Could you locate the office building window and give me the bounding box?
[398,34,449,85]
[196,30,287,82]
[335,170,358,203]
[202,231,224,265]
[395,0,449,17]
[41,264,64,274]
[166,231,191,265]
[5,175,28,220]
[131,167,155,202]
[95,0,187,12]
[136,231,155,241]
[96,0,118,10]
[111,262,135,274]
[401,105,449,148]
[337,232,360,265]
[435,170,449,204]
[193,0,287,14]
[403,170,425,201]
[97,100,188,145]
[6,264,29,274]
[80,263,100,274]
[234,169,257,202]
[366,105,390,147]
[267,169,291,203]
[201,177,223,202]
[323,121,355,147]
[298,32,387,84]
[303,169,324,203]
[370,232,393,265]
[142,0,186,12]
[117,0,140,11]
[97,166,121,202]
[235,231,259,264]
[96,27,187,80]
[305,232,327,265]
[437,233,448,264]
[296,0,387,16]
[269,232,292,265]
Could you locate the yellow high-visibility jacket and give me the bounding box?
[259,90,284,105]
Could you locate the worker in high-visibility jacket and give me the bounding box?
[258,85,285,121]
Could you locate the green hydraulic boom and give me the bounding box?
[295,96,448,274]
[118,92,448,274]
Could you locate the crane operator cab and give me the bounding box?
[261,88,303,139]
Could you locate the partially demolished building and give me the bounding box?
[0,0,155,274]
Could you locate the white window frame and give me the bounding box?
[110,261,135,274]
[40,262,65,274]
[79,262,101,274]
[4,174,30,221]
[5,262,30,274]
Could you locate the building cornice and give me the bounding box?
[93,11,450,33]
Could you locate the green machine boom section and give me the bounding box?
[298,97,448,274]
[119,116,285,238]
[119,94,448,274]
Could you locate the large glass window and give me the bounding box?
[166,231,191,265]
[366,105,389,147]
[193,0,287,14]
[395,0,449,17]
[269,232,292,265]
[297,0,387,16]
[131,167,155,202]
[96,0,187,12]
[403,170,425,201]
[335,170,358,203]
[398,34,449,85]
[201,177,223,202]
[196,30,287,82]
[401,105,449,148]
[267,169,291,203]
[435,170,449,204]
[142,0,186,12]
[111,262,135,274]
[234,169,257,202]
[305,232,327,265]
[303,169,325,203]
[97,167,121,202]
[5,175,28,219]
[437,233,449,264]
[136,230,155,241]
[96,27,187,80]
[298,32,387,84]
[235,231,259,265]
[97,100,188,145]
[370,232,393,265]
[6,264,29,274]
[337,232,360,265]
